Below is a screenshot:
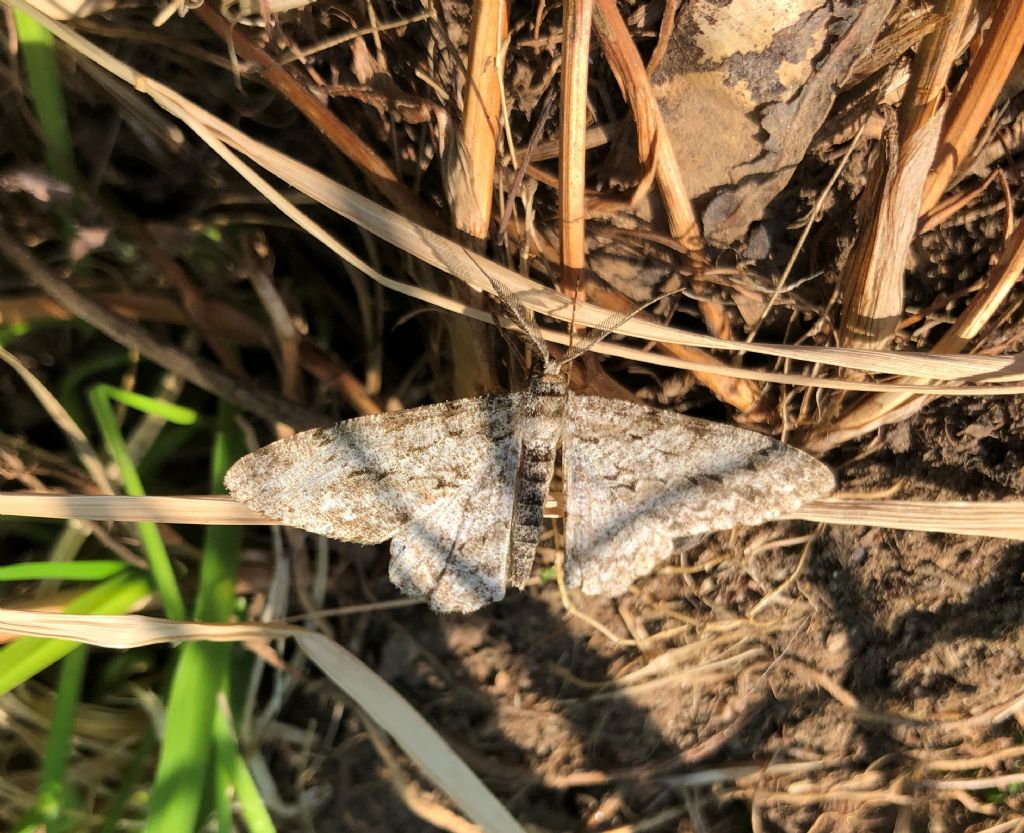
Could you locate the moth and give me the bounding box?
[225,292,834,613]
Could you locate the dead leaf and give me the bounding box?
[653,0,894,244]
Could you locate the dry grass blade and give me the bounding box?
[788,497,1024,540]
[0,611,527,833]
[4,493,1024,543]
[661,761,828,790]
[539,327,1024,394]
[12,0,1023,385]
[296,632,524,833]
[0,494,275,524]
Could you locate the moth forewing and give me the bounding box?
[559,395,835,595]
[225,395,526,613]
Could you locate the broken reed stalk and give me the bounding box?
[919,0,1024,216]
[442,0,511,397]
[447,0,507,240]
[837,0,969,350]
[830,1,1024,437]
[837,110,943,350]
[559,0,593,301]
[897,0,971,139]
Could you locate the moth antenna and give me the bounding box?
[556,286,701,369]
[483,274,552,366]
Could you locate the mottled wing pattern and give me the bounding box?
[562,395,835,595]
[225,395,524,613]
[388,436,520,613]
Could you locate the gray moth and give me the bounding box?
[225,298,834,612]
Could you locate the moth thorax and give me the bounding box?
[528,372,568,399]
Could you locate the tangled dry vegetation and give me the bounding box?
[1,0,1024,831]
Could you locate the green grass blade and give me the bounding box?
[92,384,200,426]
[212,736,234,833]
[12,10,76,184]
[145,404,247,833]
[193,404,243,621]
[144,640,225,833]
[34,645,89,832]
[134,523,183,618]
[0,560,127,582]
[88,384,186,619]
[206,406,275,829]
[0,570,150,696]
[214,707,276,833]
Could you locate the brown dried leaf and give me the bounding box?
[653,0,894,244]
